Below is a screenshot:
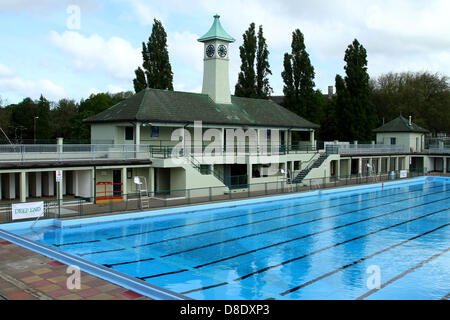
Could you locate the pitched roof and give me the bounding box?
[198,15,235,43]
[373,115,429,133]
[83,88,319,129]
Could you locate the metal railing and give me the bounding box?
[0,169,432,224]
[0,144,153,162]
[337,144,406,155]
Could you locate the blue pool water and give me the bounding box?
[8,178,450,300]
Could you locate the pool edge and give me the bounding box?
[0,228,192,301]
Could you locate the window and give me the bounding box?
[151,126,159,138]
[390,137,396,145]
[125,127,134,141]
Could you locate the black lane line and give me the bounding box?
[55,183,439,248]
[111,187,443,269]
[136,197,449,283]
[55,184,436,256]
[181,207,449,295]
[160,188,445,258]
[104,256,154,268]
[280,222,450,296]
[106,183,438,241]
[133,186,443,249]
[78,248,125,256]
[356,246,450,300]
[53,239,100,247]
[441,293,450,300]
[181,282,229,295]
[138,269,189,280]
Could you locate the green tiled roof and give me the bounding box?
[83,88,319,129]
[373,115,429,133]
[198,14,235,43]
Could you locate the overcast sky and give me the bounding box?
[0,0,449,104]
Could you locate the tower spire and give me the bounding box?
[198,15,234,104]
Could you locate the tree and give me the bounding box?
[256,25,273,98]
[235,23,257,98]
[371,71,450,135]
[133,19,173,93]
[51,99,79,139]
[335,39,376,141]
[281,29,319,122]
[36,95,52,141]
[235,24,272,99]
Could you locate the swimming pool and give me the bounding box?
[3,177,450,300]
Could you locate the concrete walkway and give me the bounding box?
[0,239,150,300]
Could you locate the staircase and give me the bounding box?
[292,152,328,184]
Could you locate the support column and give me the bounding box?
[310,130,315,147]
[149,167,155,194]
[347,159,351,177]
[336,160,341,179]
[57,172,64,202]
[135,122,141,146]
[122,167,128,201]
[8,173,16,199]
[20,171,26,203]
[378,157,382,174]
[395,157,399,172]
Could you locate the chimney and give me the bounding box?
[409,116,412,126]
[328,86,333,99]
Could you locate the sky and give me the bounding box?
[0,0,449,105]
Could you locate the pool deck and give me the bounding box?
[0,238,150,300]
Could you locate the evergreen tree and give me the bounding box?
[235,23,257,98]
[133,19,173,93]
[335,39,376,141]
[36,95,52,141]
[256,25,273,98]
[281,29,318,122]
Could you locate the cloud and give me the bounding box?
[0,63,14,77]
[0,70,66,101]
[48,30,141,80]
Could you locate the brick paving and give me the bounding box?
[0,239,150,300]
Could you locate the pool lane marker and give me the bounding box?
[105,183,439,241]
[194,197,450,271]
[280,222,450,296]
[178,205,449,295]
[53,183,439,249]
[160,188,446,258]
[53,239,100,247]
[138,195,449,283]
[102,187,444,270]
[133,185,444,249]
[356,245,450,300]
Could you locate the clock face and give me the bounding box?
[218,44,227,58]
[206,44,215,58]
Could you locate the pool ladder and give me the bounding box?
[134,176,150,210]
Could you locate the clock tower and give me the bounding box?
[198,15,235,104]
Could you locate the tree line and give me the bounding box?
[1,19,448,144]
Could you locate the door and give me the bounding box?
[112,170,121,197]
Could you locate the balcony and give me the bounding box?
[336,144,406,155]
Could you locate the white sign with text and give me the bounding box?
[12,201,44,221]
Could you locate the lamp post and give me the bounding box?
[33,116,39,144]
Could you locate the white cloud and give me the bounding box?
[48,30,141,80]
[0,74,65,101]
[0,63,14,77]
